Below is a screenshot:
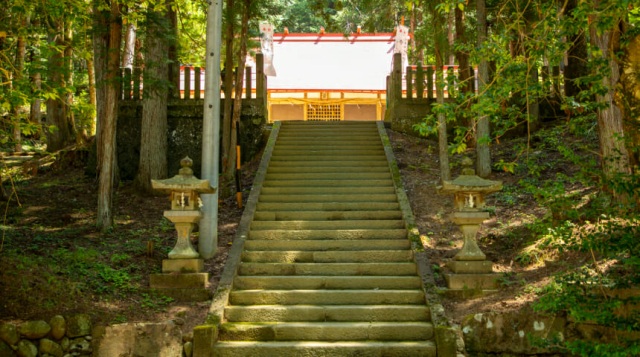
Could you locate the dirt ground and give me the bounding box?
[0,125,570,333]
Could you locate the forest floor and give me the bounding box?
[0,121,592,334]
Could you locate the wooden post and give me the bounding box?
[184,66,191,99]
[194,67,201,100]
[427,66,434,99]
[392,53,402,100]
[406,66,413,99]
[416,62,424,99]
[256,53,265,99]
[245,66,252,99]
[122,68,132,100]
[133,67,142,100]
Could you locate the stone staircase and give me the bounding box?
[212,121,437,356]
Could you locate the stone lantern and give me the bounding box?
[438,157,502,295]
[149,157,215,301]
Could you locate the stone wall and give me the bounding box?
[0,315,93,357]
[116,98,267,180]
[0,316,198,357]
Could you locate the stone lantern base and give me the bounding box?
[443,260,499,298]
[149,259,212,302]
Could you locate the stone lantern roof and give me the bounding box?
[151,157,215,194]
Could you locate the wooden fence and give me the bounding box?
[387,53,563,101]
[121,53,267,101]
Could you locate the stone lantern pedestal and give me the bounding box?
[149,157,216,302]
[438,158,502,297]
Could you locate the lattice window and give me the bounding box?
[307,104,342,121]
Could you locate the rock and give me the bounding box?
[66,315,91,338]
[183,341,193,357]
[93,322,182,357]
[0,323,20,345]
[49,316,66,340]
[39,339,64,357]
[461,310,565,355]
[0,340,17,356]
[69,338,91,355]
[60,337,70,351]
[16,339,38,357]
[18,320,51,339]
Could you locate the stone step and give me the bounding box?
[233,276,422,290]
[238,262,417,276]
[248,229,407,240]
[265,172,391,181]
[229,289,426,305]
[250,220,405,230]
[244,239,411,252]
[258,193,398,203]
[219,321,434,341]
[273,143,383,150]
[213,340,436,357]
[241,250,414,263]
[253,210,402,221]
[266,166,390,174]
[273,148,384,155]
[259,186,394,194]
[224,304,430,322]
[273,140,381,147]
[262,179,393,187]
[277,129,379,135]
[268,160,388,168]
[255,202,400,211]
[270,155,385,162]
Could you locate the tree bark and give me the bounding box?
[227,0,251,181]
[12,17,27,153]
[96,0,122,231]
[221,0,236,174]
[454,7,471,95]
[46,18,76,152]
[588,9,631,179]
[433,3,450,181]
[475,0,491,178]
[87,56,97,136]
[135,9,169,194]
[563,0,588,99]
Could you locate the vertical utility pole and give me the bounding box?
[199,0,223,259]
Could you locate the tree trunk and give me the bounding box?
[589,10,632,180]
[447,10,455,65]
[87,57,97,136]
[46,19,76,152]
[12,18,26,153]
[475,0,491,178]
[454,7,471,94]
[563,0,588,99]
[96,0,122,231]
[227,0,251,181]
[166,5,179,98]
[93,3,109,163]
[135,9,169,194]
[221,0,236,174]
[433,3,450,181]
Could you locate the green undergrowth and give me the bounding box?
[489,121,640,356]
[0,167,180,325]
